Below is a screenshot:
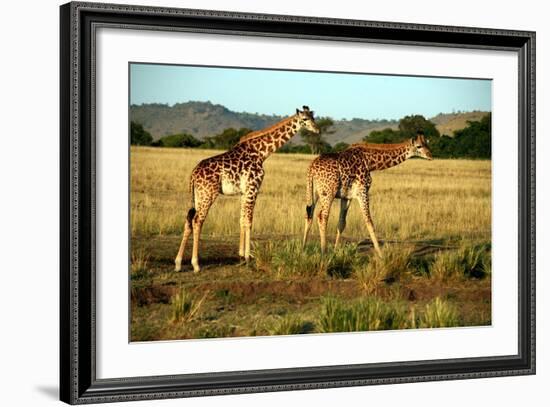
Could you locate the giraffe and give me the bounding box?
[302,132,433,256]
[175,106,320,273]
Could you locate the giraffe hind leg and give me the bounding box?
[174,208,195,272]
[334,198,351,249]
[302,194,318,249]
[190,193,217,273]
[241,194,259,262]
[357,192,382,257]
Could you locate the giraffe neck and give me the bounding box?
[359,141,412,171]
[239,115,301,159]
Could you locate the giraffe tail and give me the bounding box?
[305,167,314,220]
[302,166,316,249]
[186,179,196,224]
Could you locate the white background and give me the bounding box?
[0,0,546,406]
[97,29,518,378]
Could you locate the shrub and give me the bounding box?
[130,121,153,146]
[156,133,202,148]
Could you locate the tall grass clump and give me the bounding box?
[327,243,364,278]
[253,240,364,279]
[429,251,464,282]
[355,244,413,294]
[319,296,409,333]
[419,297,460,328]
[258,240,326,277]
[267,314,313,336]
[131,248,150,280]
[429,243,491,282]
[461,243,491,279]
[170,287,209,323]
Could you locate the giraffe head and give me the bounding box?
[296,106,320,134]
[410,131,433,160]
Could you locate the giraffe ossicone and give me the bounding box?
[175,106,320,273]
[302,132,433,256]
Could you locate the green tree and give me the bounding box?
[130,121,153,146]
[451,113,491,159]
[301,117,334,154]
[278,144,312,154]
[332,142,350,152]
[363,128,404,144]
[203,127,252,149]
[398,115,440,140]
[156,133,202,148]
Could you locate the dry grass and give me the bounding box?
[131,147,491,243]
[129,147,492,341]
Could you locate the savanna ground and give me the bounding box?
[130,147,491,341]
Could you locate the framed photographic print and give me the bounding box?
[60,1,535,404]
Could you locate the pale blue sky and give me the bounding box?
[130,63,491,120]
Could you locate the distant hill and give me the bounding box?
[130,101,283,140]
[324,118,398,145]
[431,111,489,137]
[130,101,488,145]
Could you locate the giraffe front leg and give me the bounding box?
[240,171,262,263]
[241,197,257,262]
[357,191,382,257]
[239,222,246,258]
[334,198,351,249]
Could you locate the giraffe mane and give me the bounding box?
[237,116,296,143]
[349,140,411,151]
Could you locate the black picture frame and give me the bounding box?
[60,1,536,404]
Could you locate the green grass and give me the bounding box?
[253,239,366,279]
[319,296,410,332]
[130,235,491,341]
[319,296,463,332]
[419,297,461,328]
